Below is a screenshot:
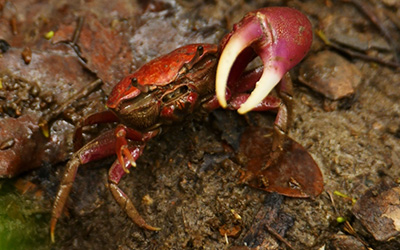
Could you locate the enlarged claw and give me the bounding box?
[216,7,313,114]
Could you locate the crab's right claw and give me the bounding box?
[216,7,313,114]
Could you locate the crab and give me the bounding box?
[50,7,313,241]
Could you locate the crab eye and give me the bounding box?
[130,77,137,86]
[131,77,151,93]
[197,45,204,57]
[178,45,206,76]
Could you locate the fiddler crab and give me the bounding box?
[50,7,313,241]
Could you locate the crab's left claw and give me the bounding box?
[216,7,313,114]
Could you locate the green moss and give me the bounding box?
[0,179,51,250]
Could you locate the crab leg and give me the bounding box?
[73,110,120,151]
[50,128,158,242]
[216,7,312,114]
[51,129,117,242]
[108,150,161,231]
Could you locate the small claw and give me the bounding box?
[216,7,312,114]
[117,145,143,174]
[117,147,129,174]
[115,126,137,173]
[118,145,138,174]
[122,145,137,168]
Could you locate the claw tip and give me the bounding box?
[219,99,228,108]
[237,107,248,115]
[238,70,282,114]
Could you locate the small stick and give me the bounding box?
[316,30,400,70]
[69,17,87,63]
[341,0,399,61]
[71,17,84,45]
[39,78,102,136]
[328,41,400,69]
[265,224,295,250]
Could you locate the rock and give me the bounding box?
[327,234,365,250]
[352,178,400,241]
[299,50,362,101]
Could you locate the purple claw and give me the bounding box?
[216,7,313,114]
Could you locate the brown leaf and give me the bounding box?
[77,14,133,94]
[238,127,324,198]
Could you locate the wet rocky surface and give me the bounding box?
[0,0,400,249]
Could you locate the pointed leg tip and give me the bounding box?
[143,223,161,231]
[151,226,162,231]
[51,232,55,243]
[50,219,56,243]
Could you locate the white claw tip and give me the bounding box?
[238,70,282,114]
[216,31,250,109]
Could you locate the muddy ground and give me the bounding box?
[0,0,400,249]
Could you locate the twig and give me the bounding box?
[265,224,295,250]
[38,79,102,136]
[341,0,399,62]
[329,41,400,69]
[69,16,87,63]
[72,17,84,45]
[316,30,400,70]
